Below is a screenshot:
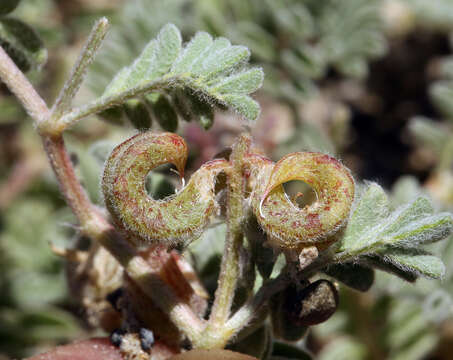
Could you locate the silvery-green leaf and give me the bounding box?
[221,94,260,121]
[144,23,182,82]
[171,32,213,74]
[209,68,264,95]
[100,23,263,125]
[339,183,390,252]
[363,255,418,283]
[383,212,453,248]
[337,184,453,256]
[382,253,445,280]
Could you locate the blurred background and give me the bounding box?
[2,0,453,359]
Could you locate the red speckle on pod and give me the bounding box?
[304,213,321,230]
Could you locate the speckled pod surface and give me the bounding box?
[103,131,354,252]
[102,132,228,247]
[246,151,355,251]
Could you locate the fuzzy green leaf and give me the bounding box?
[383,253,445,280]
[171,32,213,74]
[336,183,452,282]
[339,183,390,252]
[209,68,264,95]
[98,23,263,127]
[0,18,47,71]
[364,249,446,281]
[338,184,453,255]
[365,255,418,282]
[221,94,260,121]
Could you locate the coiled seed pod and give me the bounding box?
[247,152,354,251]
[102,132,228,248]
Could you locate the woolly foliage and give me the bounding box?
[88,0,386,102]
[336,183,453,280]
[94,23,263,130]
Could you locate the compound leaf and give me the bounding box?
[99,23,263,129]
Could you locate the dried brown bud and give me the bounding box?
[287,279,339,327]
[271,279,339,341]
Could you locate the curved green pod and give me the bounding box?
[102,131,228,247]
[246,151,355,251]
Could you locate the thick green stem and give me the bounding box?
[197,134,249,349]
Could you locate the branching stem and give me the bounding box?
[196,134,249,348]
[0,23,205,344]
[43,17,109,133]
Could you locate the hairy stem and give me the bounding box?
[0,43,205,344]
[198,134,249,348]
[42,17,109,135]
[56,77,174,132]
[44,133,206,342]
[43,134,100,227]
[99,231,206,340]
[224,251,339,338]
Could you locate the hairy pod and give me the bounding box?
[102,132,227,247]
[247,152,354,251]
